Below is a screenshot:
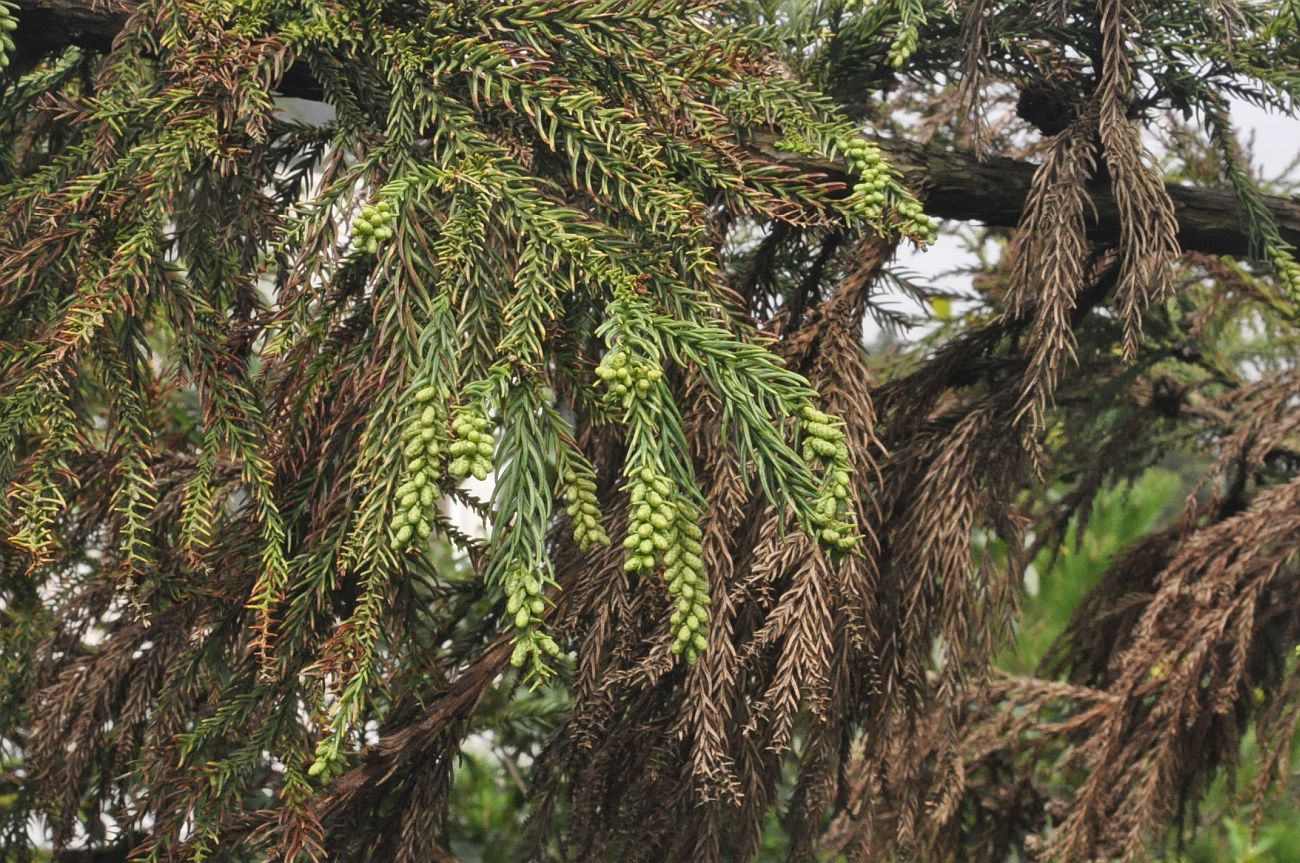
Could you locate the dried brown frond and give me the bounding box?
[1004,112,1099,427]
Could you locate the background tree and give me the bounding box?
[2,0,1300,861]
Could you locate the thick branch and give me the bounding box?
[750,134,1300,260]
[13,0,1300,260]
[12,0,127,61]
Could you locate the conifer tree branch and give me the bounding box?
[7,0,1300,858]
[12,0,1300,261]
[747,132,1300,261]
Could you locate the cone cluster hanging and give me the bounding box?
[563,468,610,552]
[447,408,494,481]
[842,138,938,244]
[353,200,396,255]
[504,567,563,669]
[800,405,859,552]
[622,469,675,575]
[664,500,709,663]
[388,386,441,551]
[622,468,711,664]
[1270,246,1300,298]
[887,23,920,69]
[595,350,663,406]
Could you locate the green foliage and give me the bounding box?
[1179,766,1300,863]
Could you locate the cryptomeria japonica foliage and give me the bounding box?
[3,0,1300,861]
